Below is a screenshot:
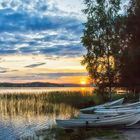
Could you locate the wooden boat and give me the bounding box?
[95,106,140,114]
[80,98,124,113]
[56,112,140,129]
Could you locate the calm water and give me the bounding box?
[0,87,93,140]
[0,87,93,94]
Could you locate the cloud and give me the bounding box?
[0,66,8,70]
[25,62,46,68]
[41,45,84,56]
[0,8,83,33]
[0,70,7,73]
[0,67,19,73]
[0,72,87,81]
[37,72,87,78]
[0,0,85,57]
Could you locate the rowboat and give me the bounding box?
[79,113,119,119]
[95,106,140,114]
[80,98,124,113]
[56,112,140,129]
[105,101,140,109]
[80,102,140,118]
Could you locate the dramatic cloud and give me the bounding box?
[0,0,86,57]
[0,0,88,83]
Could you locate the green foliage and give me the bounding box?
[81,0,122,94]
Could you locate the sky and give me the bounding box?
[0,0,88,84]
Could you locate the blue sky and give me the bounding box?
[0,0,88,84]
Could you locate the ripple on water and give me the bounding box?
[0,90,79,139]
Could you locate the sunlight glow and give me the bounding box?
[0,54,87,84]
[80,80,87,85]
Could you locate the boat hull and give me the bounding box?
[79,113,119,119]
[105,101,140,109]
[95,107,140,114]
[80,98,124,113]
[56,113,140,129]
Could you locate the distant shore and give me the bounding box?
[0,82,90,87]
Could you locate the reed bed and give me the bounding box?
[0,91,128,108]
[0,91,95,108]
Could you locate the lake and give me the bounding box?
[0,87,94,140]
[0,87,94,94]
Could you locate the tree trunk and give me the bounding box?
[109,86,112,101]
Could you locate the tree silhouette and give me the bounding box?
[81,0,121,97]
[119,0,140,93]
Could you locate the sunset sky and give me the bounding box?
[0,0,88,84]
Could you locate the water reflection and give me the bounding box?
[0,91,80,140]
[0,87,94,94]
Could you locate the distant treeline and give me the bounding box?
[0,82,64,87]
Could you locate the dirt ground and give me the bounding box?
[122,129,140,140]
[87,123,140,140]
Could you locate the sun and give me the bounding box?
[80,80,87,85]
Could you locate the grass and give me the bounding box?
[46,91,96,108]
[0,90,137,109]
[0,91,130,120]
[44,127,122,140]
[0,90,138,118]
[0,91,97,109]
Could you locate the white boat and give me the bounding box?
[56,113,140,129]
[80,98,124,113]
[80,102,140,118]
[105,101,140,109]
[79,113,119,119]
[95,106,140,114]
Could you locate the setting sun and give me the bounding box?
[80,80,87,85]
